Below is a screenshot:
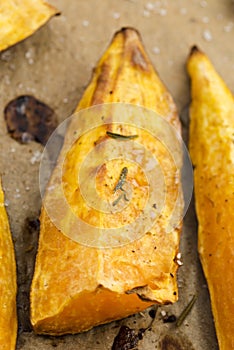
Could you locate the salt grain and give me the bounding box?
[28,58,34,65]
[200,0,207,7]
[143,9,150,17]
[203,29,212,42]
[152,46,160,54]
[112,12,120,19]
[25,51,32,59]
[63,97,68,104]
[25,186,30,191]
[180,7,187,15]
[82,20,89,27]
[1,51,12,62]
[202,16,209,23]
[159,8,167,16]
[177,252,182,259]
[4,75,10,85]
[4,199,10,207]
[161,310,166,317]
[145,2,154,11]
[224,22,233,32]
[30,151,42,165]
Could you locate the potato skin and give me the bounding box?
[30,28,183,335]
[188,46,234,350]
[0,180,17,350]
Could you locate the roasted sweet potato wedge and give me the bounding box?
[188,46,234,350]
[0,0,59,52]
[30,28,183,335]
[0,180,17,349]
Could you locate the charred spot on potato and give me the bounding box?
[4,95,57,145]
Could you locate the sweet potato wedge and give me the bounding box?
[188,46,234,350]
[0,0,59,52]
[0,179,17,349]
[30,28,183,335]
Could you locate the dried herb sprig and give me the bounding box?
[106,131,138,140]
[176,294,197,327]
[114,167,128,192]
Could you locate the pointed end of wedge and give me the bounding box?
[188,45,203,58]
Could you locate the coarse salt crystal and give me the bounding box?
[28,58,34,65]
[180,7,187,15]
[203,29,212,42]
[63,97,68,104]
[82,20,89,27]
[30,151,42,165]
[224,22,233,32]
[159,8,167,16]
[161,310,166,317]
[200,0,207,7]
[145,2,154,11]
[112,12,120,19]
[1,51,12,61]
[25,51,32,59]
[177,252,182,259]
[143,9,150,17]
[152,46,160,54]
[4,199,10,207]
[202,16,209,23]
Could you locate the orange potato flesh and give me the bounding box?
[30,28,183,335]
[0,0,59,52]
[0,180,17,349]
[188,46,234,350]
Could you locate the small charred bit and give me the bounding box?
[163,314,177,323]
[112,306,158,350]
[176,294,197,327]
[111,325,139,350]
[4,95,57,145]
[106,131,138,140]
[25,217,40,233]
[114,167,128,192]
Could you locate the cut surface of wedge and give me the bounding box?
[30,28,183,335]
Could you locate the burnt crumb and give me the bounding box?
[4,95,57,145]
[170,273,174,278]
[173,291,177,295]
[111,325,140,350]
[149,308,156,319]
[109,90,113,94]
[163,314,177,323]
[112,306,157,350]
[152,203,157,209]
[26,217,40,233]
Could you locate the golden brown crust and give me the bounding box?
[0,0,60,52]
[0,179,17,349]
[188,48,234,350]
